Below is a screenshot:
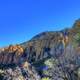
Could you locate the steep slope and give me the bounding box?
[20,19,80,80]
[20,19,80,63]
[21,29,70,63]
[0,19,80,80]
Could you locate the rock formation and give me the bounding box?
[0,45,24,65]
[0,61,40,80]
[0,19,80,80]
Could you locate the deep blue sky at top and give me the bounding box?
[0,0,80,47]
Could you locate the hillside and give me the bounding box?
[0,19,80,80]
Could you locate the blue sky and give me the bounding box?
[0,0,80,47]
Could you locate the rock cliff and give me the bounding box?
[0,45,24,65]
[0,19,80,80]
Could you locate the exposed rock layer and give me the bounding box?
[0,45,24,65]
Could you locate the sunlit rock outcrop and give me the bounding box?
[0,45,24,65]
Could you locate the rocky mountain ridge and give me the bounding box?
[0,19,80,80]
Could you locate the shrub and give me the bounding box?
[41,77,50,80]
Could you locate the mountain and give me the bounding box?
[0,19,80,80]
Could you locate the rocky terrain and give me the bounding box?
[0,19,80,80]
[0,45,24,65]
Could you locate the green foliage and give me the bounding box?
[41,77,50,80]
[78,68,80,79]
[0,70,4,80]
[73,31,80,47]
[44,58,58,68]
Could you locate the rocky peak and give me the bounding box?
[0,45,24,65]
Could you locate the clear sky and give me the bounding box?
[0,0,80,47]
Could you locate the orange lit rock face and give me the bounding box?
[0,45,24,65]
